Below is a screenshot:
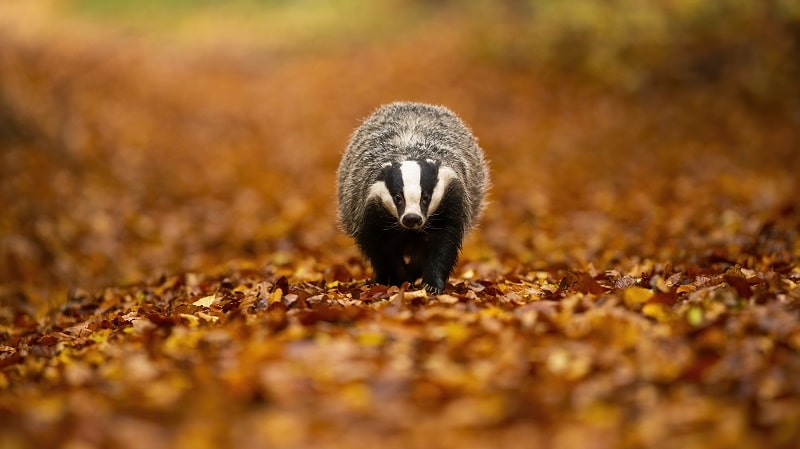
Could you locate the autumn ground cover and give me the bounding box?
[1,2,800,448]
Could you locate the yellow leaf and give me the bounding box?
[192,295,215,307]
[432,321,470,344]
[340,382,372,412]
[179,313,200,327]
[269,288,283,305]
[642,302,670,322]
[546,349,569,374]
[546,349,590,380]
[677,284,696,294]
[89,329,112,343]
[654,276,670,293]
[357,332,385,347]
[687,306,704,326]
[624,286,653,306]
[480,306,508,319]
[197,311,218,323]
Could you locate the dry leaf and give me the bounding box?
[192,295,215,308]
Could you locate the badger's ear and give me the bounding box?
[425,158,441,168]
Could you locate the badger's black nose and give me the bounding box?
[401,213,423,229]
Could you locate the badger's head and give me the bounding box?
[368,159,457,230]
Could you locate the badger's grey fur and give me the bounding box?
[337,102,490,293]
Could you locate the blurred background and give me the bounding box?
[1,0,799,308]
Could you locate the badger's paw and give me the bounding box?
[423,281,445,295]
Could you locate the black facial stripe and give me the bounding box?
[383,163,405,215]
[418,159,439,216]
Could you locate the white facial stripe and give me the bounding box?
[400,161,423,218]
[368,181,399,218]
[428,166,456,215]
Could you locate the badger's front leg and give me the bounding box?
[369,252,401,287]
[421,225,464,294]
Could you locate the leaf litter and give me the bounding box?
[1,8,800,449]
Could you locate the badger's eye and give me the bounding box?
[421,193,431,205]
[393,193,404,203]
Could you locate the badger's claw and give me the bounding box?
[424,283,444,295]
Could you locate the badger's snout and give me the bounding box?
[401,213,423,230]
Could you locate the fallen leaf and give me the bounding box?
[192,295,215,308]
[623,286,654,306]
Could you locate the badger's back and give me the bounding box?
[337,102,489,236]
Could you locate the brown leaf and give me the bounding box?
[36,335,59,346]
[0,346,21,368]
[574,272,607,295]
[723,274,753,299]
[649,291,678,306]
[146,313,179,328]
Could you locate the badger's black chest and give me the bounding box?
[357,206,429,281]
[387,228,432,280]
[356,197,464,293]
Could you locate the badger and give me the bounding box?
[337,102,490,294]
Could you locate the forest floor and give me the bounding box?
[1,4,800,449]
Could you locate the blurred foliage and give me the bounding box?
[465,0,800,106]
[65,0,800,107]
[64,0,439,50]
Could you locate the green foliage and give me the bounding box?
[73,0,224,15]
[65,0,800,104]
[66,0,435,49]
[465,0,800,104]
